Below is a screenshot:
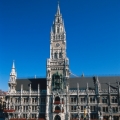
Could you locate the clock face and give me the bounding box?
[56,43,60,47]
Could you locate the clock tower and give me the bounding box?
[46,3,70,120]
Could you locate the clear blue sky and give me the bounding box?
[0,0,120,91]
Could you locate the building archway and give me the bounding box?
[54,115,61,120]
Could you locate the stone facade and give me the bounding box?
[3,3,120,120]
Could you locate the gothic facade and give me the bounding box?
[3,3,120,120]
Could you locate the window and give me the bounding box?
[15,114,17,118]
[55,96,60,102]
[57,27,59,33]
[71,114,78,119]
[23,114,27,118]
[70,97,77,104]
[90,97,95,103]
[15,98,19,103]
[58,18,59,23]
[81,97,86,103]
[71,106,76,112]
[32,114,36,118]
[91,114,97,119]
[24,98,28,103]
[81,106,84,112]
[102,97,107,103]
[32,106,37,112]
[112,107,118,113]
[32,98,37,103]
[90,106,96,112]
[102,107,108,112]
[54,52,57,59]
[23,106,25,111]
[59,52,62,58]
[26,106,28,111]
[15,106,19,111]
[112,97,118,103]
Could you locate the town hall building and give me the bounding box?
[3,3,120,120]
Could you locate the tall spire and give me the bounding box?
[10,61,15,75]
[8,61,17,93]
[56,1,60,15]
[12,60,15,69]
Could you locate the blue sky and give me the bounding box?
[0,0,120,91]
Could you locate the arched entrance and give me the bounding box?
[54,115,61,120]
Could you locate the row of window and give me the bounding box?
[102,97,118,103]
[10,97,46,104]
[70,97,96,103]
[103,107,118,113]
[70,97,118,104]
[70,106,96,112]
[71,114,97,119]
[14,114,28,118]
[70,106,120,113]
[54,52,63,59]
[15,106,45,112]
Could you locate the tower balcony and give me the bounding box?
[3,109,15,113]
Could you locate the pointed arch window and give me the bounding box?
[55,96,60,102]
[54,52,57,59]
[55,106,60,111]
[58,18,59,23]
[59,52,62,58]
[57,27,59,33]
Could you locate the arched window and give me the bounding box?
[55,96,60,101]
[105,97,107,103]
[54,52,57,59]
[55,106,60,111]
[112,97,115,103]
[102,97,104,103]
[115,97,117,103]
[59,52,62,58]
[54,115,61,120]
[58,18,59,23]
[57,27,59,33]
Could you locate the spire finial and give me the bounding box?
[12,60,15,69]
[57,0,60,15]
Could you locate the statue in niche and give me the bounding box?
[52,72,63,90]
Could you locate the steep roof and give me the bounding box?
[15,76,120,91]
[69,76,120,90]
[16,78,46,91]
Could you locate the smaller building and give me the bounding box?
[0,90,6,120]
